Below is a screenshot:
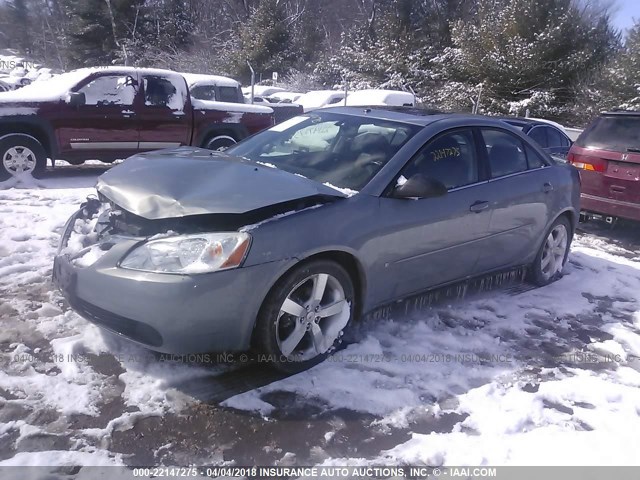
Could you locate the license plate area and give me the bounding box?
[606,161,640,181]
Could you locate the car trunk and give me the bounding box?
[570,114,640,204]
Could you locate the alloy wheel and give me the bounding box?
[540,224,568,280]
[276,273,350,361]
[2,146,37,175]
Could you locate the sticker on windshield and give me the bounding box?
[269,116,309,132]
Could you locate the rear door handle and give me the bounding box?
[543,182,554,193]
[610,185,626,193]
[470,201,489,213]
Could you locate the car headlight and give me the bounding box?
[120,232,251,274]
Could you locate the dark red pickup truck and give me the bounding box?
[0,66,274,179]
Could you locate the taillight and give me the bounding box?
[568,152,606,172]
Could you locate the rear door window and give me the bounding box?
[528,127,548,148]
[546,127,564,147]
[218,86,241,103]
[525,145,547,168]
[143,75,187,111]
[577,115,640,152]
[190,85,216,101]
[481,128,528,177]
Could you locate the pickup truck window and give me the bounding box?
[218,86,241,103]
[190,85,215,101]
[78,75,136,106]
[143,75,187,111]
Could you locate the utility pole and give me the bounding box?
[343,75,348,106]
[247,60,255,105]
[472,83,483,114]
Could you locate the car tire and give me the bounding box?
[255,259,355,373]
[0,134,47,181]
[528,216,573,286]
[204,135,236,152]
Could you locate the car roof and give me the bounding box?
[493,116,551,127]
[180,72,240,88]
[65,66,188,80]
[319,106,490,126]
[601,110,640,116]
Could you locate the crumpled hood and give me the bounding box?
[96,147,347,220]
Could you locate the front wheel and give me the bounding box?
[255,260,355,373]
[204,135,236,151]
[528,216,572,286]
[0,134,47,181]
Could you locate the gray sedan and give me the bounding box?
[53,107,580,372]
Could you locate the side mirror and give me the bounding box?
[392,173,448,199]
[67,91,85,107]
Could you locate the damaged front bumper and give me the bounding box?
[52,200,290,353]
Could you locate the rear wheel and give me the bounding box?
[0,134,47,181]
[204,135,236,151]
[528,216,572,286]
[255,259,355,373]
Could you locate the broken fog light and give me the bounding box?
[119,232,251,274]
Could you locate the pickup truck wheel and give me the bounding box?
[0,135,47,181]
[204,135,236,152]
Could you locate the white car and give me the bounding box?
[0,74,31,90]
[345,89,416,107]
[242,85,286,98]
[296,90,346,112]
[268,91,303,103]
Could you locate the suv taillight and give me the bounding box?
[568,152,606,172]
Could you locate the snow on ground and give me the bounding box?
[226,232,640,465]
[0,168,639,467]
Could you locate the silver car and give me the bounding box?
[53,107,580,372]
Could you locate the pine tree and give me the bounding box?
[435,0,618,116]
[602,22,640,110]
[61,0,141,67]
[228,0,298,83]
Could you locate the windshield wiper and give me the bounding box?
[626,147,640,153]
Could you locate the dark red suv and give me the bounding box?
[568,111,640,222]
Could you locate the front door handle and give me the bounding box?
[543,182,554,193]
[470,201,489,213]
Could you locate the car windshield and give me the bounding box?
[576,115,640,152]
[226,112,421,191]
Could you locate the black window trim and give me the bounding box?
[543,125,568,148]
[478,126,551,180]
[527,125,549,148]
